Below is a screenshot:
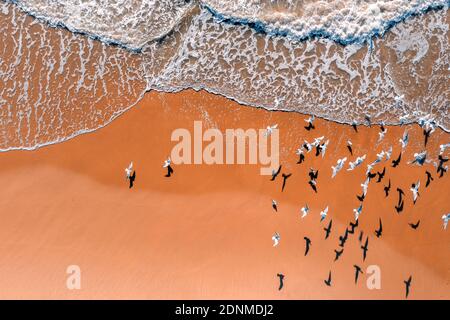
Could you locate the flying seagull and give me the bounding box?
[272,200,278,212]
[301,204,309,218]
[163,157,174,177]
[410,181,420,204]
[442,214,450,230]
[264,124,278,137]
[320,206,329,222]
[332,157,347,178]
[272,232,281,247]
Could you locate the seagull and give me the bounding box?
[163,157,174,177]
[399,114,409,125]
[332,157,347,178]
[301,204,309,218]
[272,200,278,212]
[264,124,278,137]
[125,162,133,179]
[399,131,409,149]
[354,204,363,221]
[347,140,353,155]
[324,220,332,239]
[324,271,332,287]
[351,120,358,132]
[354,265,363,284]
[361,178,370,196]
[312,136,324,147]
[439,143,450,155]
[320,206,329,222]
[303,140,313,153]
[374,218,383,238]
[410,151,427,166]
[410,181,420,204]
[304,237,312,256]
[296,148,305,164]
[277,273,285,291]
[372,151,385,165]
[272,232,281,247]
[334,248,344,262]
[270,165,282,181]
[348,155,366,171]
[378,127,387,142]
[404,276,412,299]
[442,214,450,230]
[385,146,393,161]
[304,116,315,131]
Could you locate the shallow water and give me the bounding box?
[0,0,449,150]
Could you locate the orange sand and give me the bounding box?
[0,89,448,299]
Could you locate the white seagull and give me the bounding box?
[312,136,324,147]
[442,214,450,230]
[348,155,366,171]
[399,131,409,149]
[305,115,315,125]
[163,157,171,168]
[385,146,393,161]
[410,151,427,166]
[272,232,281,247]
[265,124,278,137]
[361,178,370,196]
[378,128,387,142]
[125,162,133,179]
[410,181,420,204]
[354,204,363,221]
[439,143,450,155]
[301,204,310,218]
[332,157,347,178]
[320,206,329,222]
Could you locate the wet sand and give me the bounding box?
[0,89,449,299]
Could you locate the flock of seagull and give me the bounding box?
[122,114,448,299]
[272,115,449,298]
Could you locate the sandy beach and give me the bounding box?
[0,89,448,299]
